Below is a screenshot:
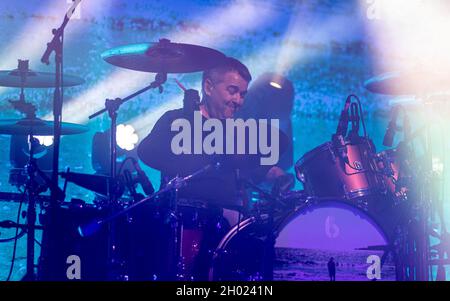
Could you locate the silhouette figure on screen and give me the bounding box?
[328,257,336,281]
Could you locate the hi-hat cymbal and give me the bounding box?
[364,71,450,96]
[0,118,89,135]
[101,39,227,73]
[0,69,84,88]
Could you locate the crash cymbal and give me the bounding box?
[101,39,227,73]
[364,71,450,96]
[0,118,89,135]
[0,69,84,88]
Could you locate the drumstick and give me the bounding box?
[174,78,187,92]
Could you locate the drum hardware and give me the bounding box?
[87,70,171,279]
[76,162,219,278]
[11,135,69,280]
[0,41,84,279]
[14,135,65,280]
[0,98,86,282]
[0,57,87,280]
[35,5,84,281]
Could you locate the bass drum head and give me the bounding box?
[275,200,397,281]
[210,200,397,281]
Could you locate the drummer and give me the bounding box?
[138,57,287,207]
[137,56,287,279]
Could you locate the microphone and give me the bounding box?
[383,106,400,147]
[336,95,352,137]
[132,159,155,196]
[332,134,349,165]
[348,102,360,141]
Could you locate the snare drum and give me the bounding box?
[295,138,383,202]
[209,200,398,281]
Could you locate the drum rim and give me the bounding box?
[295,141,333,169]
[213,199,393,252]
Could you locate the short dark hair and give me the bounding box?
[202,56,252,89]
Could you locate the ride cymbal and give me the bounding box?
[101,39,227,73]
[0,118,89,135]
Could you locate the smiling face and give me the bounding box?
[203,70,249,119]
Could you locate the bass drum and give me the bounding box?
[209,200,399,281]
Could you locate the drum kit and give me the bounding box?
[0,13,449,282]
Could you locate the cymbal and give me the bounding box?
[0,69,84,88]
[101,39,227,73]
[0,118,89,135]
[364,71,450,96]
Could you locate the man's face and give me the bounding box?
[204,70,249,119]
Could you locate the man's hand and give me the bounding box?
[265,166,286,182]
[265,166,296,195]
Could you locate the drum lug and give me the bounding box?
[298,172,306,184]
[342,184,349,198]
[329,146,337,163]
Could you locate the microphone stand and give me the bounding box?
[37,1,81,281]
[41,0,81,208]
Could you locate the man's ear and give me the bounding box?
[203,78,214,97]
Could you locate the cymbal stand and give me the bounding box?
[421,96,449,280]
[7,60,37,119]
[6,66,65,280]
[21,135,52,280]
[88,73,167,279]
[398,97,446,281]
